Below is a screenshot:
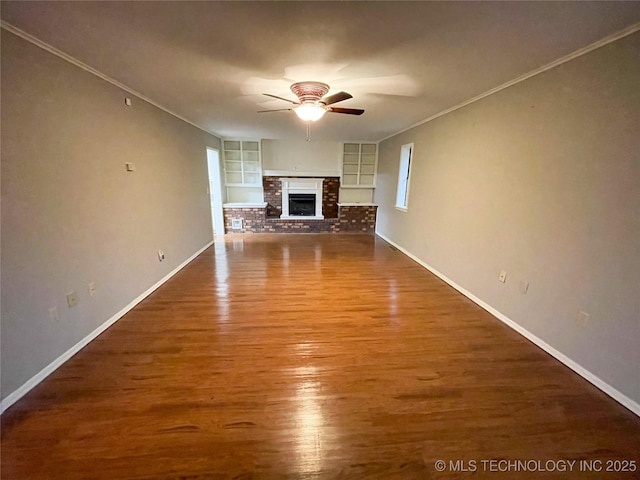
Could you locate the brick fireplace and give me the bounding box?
[263,176,339,219]
[223,175,376,234]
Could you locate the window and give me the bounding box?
[395,143,413,210]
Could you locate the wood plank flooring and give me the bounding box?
[2,234,639,479]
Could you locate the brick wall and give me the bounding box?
[337,205,378,233]
[224,204,377,234]
[262,176,282,218]
[262,218,339,233]
[322,178,340,218]
[223,207,266,233]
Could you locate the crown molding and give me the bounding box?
[1,21,223,139]
[378,22,640,143]
[3,19,638,145]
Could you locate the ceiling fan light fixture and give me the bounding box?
[294,103,327,122]
[259,81,363,124]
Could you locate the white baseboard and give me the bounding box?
[0,241,214,414]
[375,231,640,417]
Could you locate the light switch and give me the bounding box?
[66,291,78,308]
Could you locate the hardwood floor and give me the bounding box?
[2,234,639,479]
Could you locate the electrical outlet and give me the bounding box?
[498,270,507,283]
[66,291,78,308]
[88,282,96,297]
[576,310,590,327]
[158,249,165,262]
[49,306,59,321]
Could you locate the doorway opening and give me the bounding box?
[206,148,225,237]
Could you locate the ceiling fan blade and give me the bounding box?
[321,91,352,106]
[262,93,299,105]
[257,108,293,113]
[327,107,365,115]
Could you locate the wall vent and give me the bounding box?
[231,218,243,230]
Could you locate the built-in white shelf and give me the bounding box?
[223,140,262,187]
[341,142,377,187]
[337,203,378,207]
[223,202,268,208]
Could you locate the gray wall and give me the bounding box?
[1,31,221,402]
[375,32,640,406]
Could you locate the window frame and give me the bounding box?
[395,143,413,211]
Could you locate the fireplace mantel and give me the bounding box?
[280,177,324,220]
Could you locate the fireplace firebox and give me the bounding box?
[289,194,316,216]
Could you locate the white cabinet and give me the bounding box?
[341,143,377,187]
[223,140,262,186]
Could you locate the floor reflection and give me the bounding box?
[213,240,229,320]
[232,238,244,251]
[293,365,324,474]
[282,244,290,274]
[314,244,321,272]
[388,278,399,318]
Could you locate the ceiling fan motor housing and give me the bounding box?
[290,81,330,104]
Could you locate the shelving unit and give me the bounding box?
[341,143,377,187]
[223,140,262,186]
[223,140,263,203]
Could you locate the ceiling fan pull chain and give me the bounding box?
[306,122,312,142]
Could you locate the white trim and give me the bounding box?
[395,143,413,210]
[377,22,640,143]
[337,203,378,207]
[206,147,225,236]
[5,19,638,147]
[0,241,214,414]
[375,231,640,418]
[280,178,324,219]
[0,22,222,139]
[280,216,325,220]
[263,170,339,177]
[223,202,268,208]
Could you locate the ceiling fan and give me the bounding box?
[258,81,364,122]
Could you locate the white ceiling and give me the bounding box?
[2,1,640,142]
